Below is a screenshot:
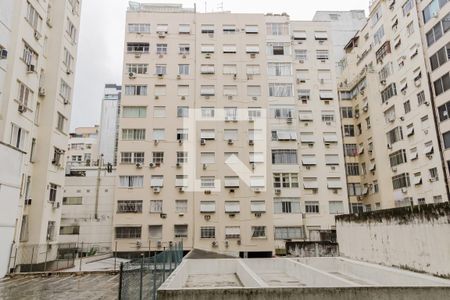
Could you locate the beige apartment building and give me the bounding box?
[66,126,99,167]
[0,0,81,270]
[338,0,449,212]
[113,3,361,257]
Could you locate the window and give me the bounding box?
[201,24,214,34]
[119,176,143,188]
[149,200,163,213]
[63,197,82,205]
[429,167,439,181]
[271,106,294,119]
[305,201,320,213]
[272,130,297,141]
[266,23,289,35]
[152,129,165,140]
[178,85,189,96]
[148,225,162,240]
[390,149,407,167]
[374,26,385,45]
[152,152,164,164]
[250,176,265,188]
[224,129,238,140]
[201,177,215,188]
[176,128,188,141]
[322,111,335,122]
[245,25,259,34]
[344,125,355,137]
[127,64,148,75]
[293,30,307,40]
[274,227,304,240]
[298,89,310,101]
[128,23,150,33]
[153,106,165,118]
[125,85,147,96]
[121,152,144,164]
[404,100,411,114]
[444,131,450,149]
[225,226,240,239]
[46,221,56,241]
[174,225,188,238]
[10,124,28,150]
[346,163,360,176]
[200,227,215,238]
[246,64,260,75]
[344,144,357,157]
[223,44,237,54]
[423,0,449,24]
[392,173,410,190]
[274,198,301,214]
[273,173,299,188]
[156,44,167,55]
[117,200,143,213]
[225,201,240,213]
[223,64,237,75]
[49,184,58,203]
[430,43,450,71]
[179,44,190,54]
[200,85,215,96]
[295,49,307,60]
[329,201,344,214]
[251,201,266,212]
[269,84,293,97]
[314,31,328,40]
[26,1,43,31]
[426,12,450,46]
[123,106,146,118]
[223,24,237,33]
[177,106,189,118]
[60,80,71,102]
[386,126,403,144]
[402,0,414,16]
[176,200,188,213]
[52,147,64,166]
[115,227,141,239]
[316,50,329,60]
[178,64,189,75]
[127,43,149,53]
[341,107,353,118]
[407,21,414,36]
[201,107,215,119]
[267,42,290,56]
[224,85,238,96]
[433,72,450,96]
[268,63,292,76]
[200,152,215,164]
[376,41,391,63]
[177,152,188,164]
[122,129,145,141]
[200,129,215,140]
[381,83,397,103]
[224,177,240,188]
[272,149,297,164]
[179,24,190,34]
[325,154,339,166]
[347,183,362,196]
[247,85,261,96]
[251,226,266,238]
[66,18,77,42]
[201,44,215,53]
[155,65,167,76]
[327,177,343,189]
[246,44,260,54]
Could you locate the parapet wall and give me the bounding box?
[336,203,450,278]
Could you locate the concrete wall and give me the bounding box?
[336,203,450,278]
[0,142,24,278]
[158,287,450,300]
[286,241,338,257]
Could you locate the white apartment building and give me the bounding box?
[418,0,450,190]
[339,0,448,211]
[98,84,121,166]
[113,3,359,257]
[66,126,99,167]
[0,0,81,270]
[61,166,115,251]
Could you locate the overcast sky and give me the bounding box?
[71,0,368,130]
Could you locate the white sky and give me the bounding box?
[71,0,369,129]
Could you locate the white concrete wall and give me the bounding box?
[336,205,450,277]
[0,143,23,278]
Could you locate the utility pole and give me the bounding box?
[94,154,104,220]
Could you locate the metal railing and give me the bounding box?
[119,241,183,300]
[8,242,116,273]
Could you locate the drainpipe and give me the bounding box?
[94,154,104,220]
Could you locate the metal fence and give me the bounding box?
[8,242,116,273]
[119,241,184,300]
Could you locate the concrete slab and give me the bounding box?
[184,274,243,288]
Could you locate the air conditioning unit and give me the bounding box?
[228,139,233,145]
[204,215,211,221]
[129,72,136,79]
[425,101,430,106]
[249,117,254,122]
[380,80,386,85]
[25,198,32,205]
[254,212,262,217]
[181,96,186,100]
[177,75,181,80]
[250,53,256,58]
[432,11,439,18]
[160,213,167,219]
[249,140,254,146]
[387,144,392,149]
[212,241,218,247]
[204,190,211,195]
[34,30,41,40]
[229,189,235,193]
[38,87,46,96]
[154,139,159,145]
[176,162,182,168]
[0,49,7,59]
[205,53,211,59]
[299,59,304,64]
[136,163,142,169]
[287,117,293,124]
[52,202,60,209]
[66,68,72,75]
[429,177,437,182]
[326,121,331,125]
[153,187,161,193]
[158,32,166,38]
[275,189,281,195]
[228,96,233,100]
[200,138,206,145]
[155,96,159,100]
[203,163,207,170]
[179,187,185,192]
[157,241,162,248]
[157,73,164,78]
[18,104,27,113]
[27,64,35,73]
[252,97,257,101]
[401,188,407,193]
[149,162,156,168]
[363,106,368,112]
[253,188,261,193]
[136,240,142,248]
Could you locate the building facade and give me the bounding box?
[66,126,99,167]
[61,166,115,251]
[0,0,81,268]
[339,0,449,212]
[98,84,121,166]
[113,3,361,257]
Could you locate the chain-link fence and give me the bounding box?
[8,242,116,273]
[119,241,183,300]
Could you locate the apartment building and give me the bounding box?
[66,126,99,167]
[339,0,448,212]
[61,166,115,251]
[418,0,450,188]
[113,3,359,257]
[98,84,121,166]
[0,0,81,269]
